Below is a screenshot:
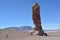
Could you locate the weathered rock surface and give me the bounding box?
[30,2,47,36]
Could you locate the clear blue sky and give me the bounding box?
[0,0,60,30]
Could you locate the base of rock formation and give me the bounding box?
[29,29,48,36]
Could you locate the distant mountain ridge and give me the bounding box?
[5,26,33,31]
[4,26,60,32]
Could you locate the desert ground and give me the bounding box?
[0,29,60,40]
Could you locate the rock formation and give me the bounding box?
[29,2,47,36]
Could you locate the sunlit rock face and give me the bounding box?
[29,2,47,36]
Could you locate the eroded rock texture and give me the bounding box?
[31,2,47,36]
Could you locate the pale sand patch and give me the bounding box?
[0,29,60,40]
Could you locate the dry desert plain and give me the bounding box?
[0,29,60,40]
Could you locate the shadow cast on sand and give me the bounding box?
[47,35,60,37]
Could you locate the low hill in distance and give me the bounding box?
[5,26,33,31]
[3,26,60,32]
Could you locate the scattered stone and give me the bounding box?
[6,34,8,38]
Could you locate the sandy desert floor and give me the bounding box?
[0,29,60,40]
